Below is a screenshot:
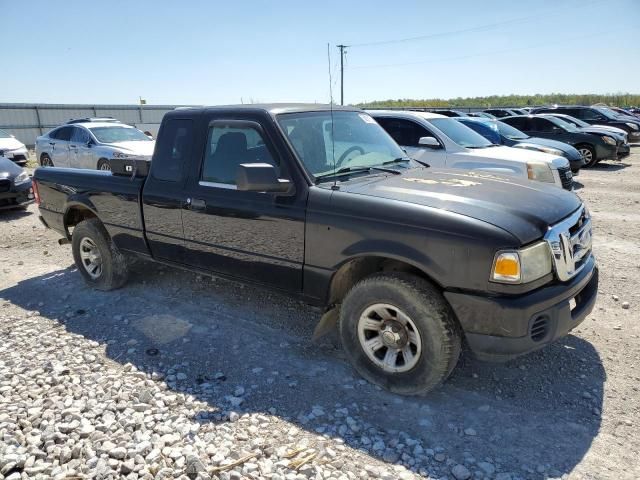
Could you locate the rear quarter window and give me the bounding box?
[151,119,194,182]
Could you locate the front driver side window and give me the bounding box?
[201,123,278,186]
[377,118,430,147]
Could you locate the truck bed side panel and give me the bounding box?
[34,168,147,254]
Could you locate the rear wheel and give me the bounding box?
[40,154,53,167]
[97,159,111,171]
[339,272,462,395]
[577,144,597,167]
[72,218,129,290]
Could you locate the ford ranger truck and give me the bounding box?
[33,104,598,395]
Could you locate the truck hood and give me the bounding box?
[0,137,26,150]
[103,140,155,156]
[461,145,567,168]
[342,167,581,244]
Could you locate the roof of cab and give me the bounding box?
[365,109,447,119]
[173,103,362,116]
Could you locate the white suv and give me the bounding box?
[35,121,155,170]
[368,110,573,190]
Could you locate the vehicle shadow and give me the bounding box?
[589,161,631,171]
[0,261,605,479]
[572,180,584,191]
[0,207,32,220]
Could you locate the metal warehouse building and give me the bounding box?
[0,103,184,147]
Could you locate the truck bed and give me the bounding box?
[34,167,148,254]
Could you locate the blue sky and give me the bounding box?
[2,0,639,105]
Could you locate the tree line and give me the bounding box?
[357,93,640,109]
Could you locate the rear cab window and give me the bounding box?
[151,118,194,182]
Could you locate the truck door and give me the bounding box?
[375,117,446,167]
[141,117,194,262]
[180,114,306,292]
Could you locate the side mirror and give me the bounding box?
[418,136,441,148]
[236,163,292,193]
[86,139,94,147]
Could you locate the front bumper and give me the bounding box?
[0,179,34,210]
[0,147,29,166]
[617,143,631,159]
[595,143,618,161]
[444,255,598,361]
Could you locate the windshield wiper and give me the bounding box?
[315,165,400,183]
[385,157,431,168]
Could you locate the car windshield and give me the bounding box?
[558,115,589,128]
[88,126,151,143]
[0,129,12,138]
[276,111,407,181]
[546,116,579,132]
[593,107,619,120]
[428,118,494,148]
[496,121,529,140]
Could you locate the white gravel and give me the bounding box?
[1,151,640,479]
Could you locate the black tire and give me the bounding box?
[71,218,129,291]
[97,158,111,171]
[577,144,597,167]
[339,272,461,395]
[40,154,53,167]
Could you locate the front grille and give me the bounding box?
[558,166,573,191]
[545,206,593,282]
[530,316,550,342]
[0,179,10,193]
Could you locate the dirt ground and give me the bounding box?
[1,150,639,480]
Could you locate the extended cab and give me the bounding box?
[34,104,598,395]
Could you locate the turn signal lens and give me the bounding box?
[492,252,521,283]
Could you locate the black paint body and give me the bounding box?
[33,104,598,360]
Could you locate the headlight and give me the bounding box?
[526,162,555,183]
[491,242,553,284]
[601,135,616,145]
[112,152,132,159]
[14,171,30,185]
[626,123,639,130]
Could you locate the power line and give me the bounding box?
[347,0,601,48]
[347,27,632,70]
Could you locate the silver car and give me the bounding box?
[35,121,155,170]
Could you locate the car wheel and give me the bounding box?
[97,159,111,171]
[72,218,129,291]
[40,154,54,167]
[577,145,597,167]
[339,272,462,395]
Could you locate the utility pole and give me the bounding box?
[337,44,348,105]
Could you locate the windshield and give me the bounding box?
[277,111,406,180]
[496,121,529,140]
[558,115,589,128]
[89,126,151,143]
[0,129,12,138]
[593,106,619,120]
[428,118,494,148]
[546,116,579,132]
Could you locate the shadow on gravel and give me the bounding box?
[588,161,631,171]
[0,207,32,220]
[1,261,606,478]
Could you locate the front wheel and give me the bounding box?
[577,144,597,167]
[339,273,461,395]
[72,218,129,290]
[97,159,111,171]
[40,154,54,167]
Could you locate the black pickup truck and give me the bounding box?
[34,104,598,395]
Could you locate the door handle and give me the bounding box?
[69,144,77,149]
[49,142,55,146]
[186,198,206,211]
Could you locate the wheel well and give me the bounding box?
[575,143,594,150]
[328,256,434,305]
[64,206,97,231]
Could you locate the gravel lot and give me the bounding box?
[1,150,639,480]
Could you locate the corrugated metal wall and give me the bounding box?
[0,103,184,147]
